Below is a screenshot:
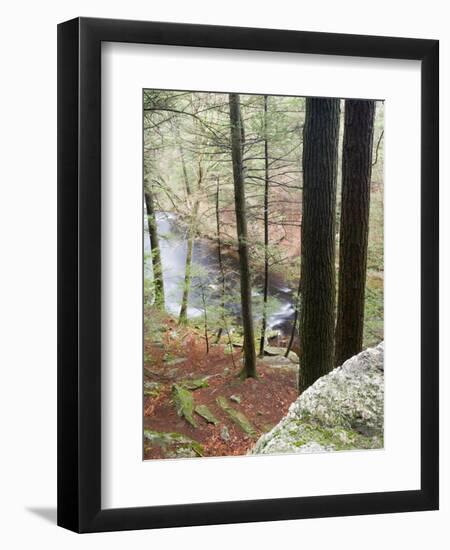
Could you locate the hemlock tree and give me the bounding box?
[144,179,165,309]
[259,95,270,357]
[285,275,301,358]
[298,98,340,393]
[335,99,376,366]
[229,93,257,378]
[178,162,201,325]
[214,176,226,344]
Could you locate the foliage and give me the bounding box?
[142,90,384,457]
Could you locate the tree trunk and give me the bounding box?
[178,150,201,325]
[259,95,270,357]
[299,98,340,393]
[285,276,301,357]
[144,182,165,309]
[214,177,236,367]
[178,198,199,325]
[335,100,375,366]
[175,123,192,200]
[200,284,210,354]
[215,177,226,343]
[229,93,257,378]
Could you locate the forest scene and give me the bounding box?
[143,90,384,460]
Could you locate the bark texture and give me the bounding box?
[299,98,340,393]
[144,182,165,308]
[215,177,225,343]
[229,93,257,378]
[179,177,200,325]
[285,276,301,357]
[259,95,270,357]
[335,100,375,366]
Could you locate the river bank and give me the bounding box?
[145,211,300,343]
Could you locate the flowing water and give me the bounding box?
[144,212,297,339]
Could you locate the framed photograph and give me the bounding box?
[57,17,439,533]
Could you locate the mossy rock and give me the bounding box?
[165,357,187,366]
[195,404,220,425]
[144,429,203,458]
[264,346,299,363]
[251,343,384,456]
[288,422,381,451]
[216,396,257,437]
[180,377,209,390]
[232,340,244,348]
[144,380,162,398]
[172,384,197,428]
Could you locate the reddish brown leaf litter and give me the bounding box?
[143,321,298,460]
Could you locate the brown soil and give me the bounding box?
[143,318,298,459]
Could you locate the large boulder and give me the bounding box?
[251,342,384,455]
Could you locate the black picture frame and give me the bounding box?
[57,16,439,533]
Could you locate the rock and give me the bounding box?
[144,429,203,458]
[165,357,187,366]
[180,377,209,390]
[262,355,291,366]
[220,425,230,441]
[230,394,241,404]
[262,356,299,376]
[172,384,198,428]
[217,396,257,437]
[144,381,162,398]
[250,342,384,455]
[264,346,299,363]
[195,404,220,425]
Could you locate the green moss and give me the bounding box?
[144,381,162,398]
[216,396,257,437]
[195,404,220,425]
[144,429,203,457]
[172,384,197,427]
[286,421,383,451]
[180,377,209,390]
[364,176,384,349]
[364,284,384,348]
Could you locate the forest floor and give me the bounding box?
[143,179,383,460]
[143,312,298,459]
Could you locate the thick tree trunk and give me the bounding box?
[229,93,257,378]
[299,98,340,393]
[259,95,270,357]
[335,100,375,366]
[144,182,165,309]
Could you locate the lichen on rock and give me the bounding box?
[250,342,384,455]
[144,429,203,458]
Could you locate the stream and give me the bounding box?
[144,212,297,339]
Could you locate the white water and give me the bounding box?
[144,212,296,337]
